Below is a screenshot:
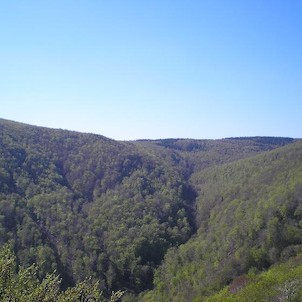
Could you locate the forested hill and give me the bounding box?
[0,118,299,300]
[142,140,302,302]
[135,137,295,174]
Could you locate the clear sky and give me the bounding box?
[1,1,301,140]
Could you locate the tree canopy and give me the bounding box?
[0,118,300,301]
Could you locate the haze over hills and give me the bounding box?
[0,118,302,301]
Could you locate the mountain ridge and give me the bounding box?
[0,117,301,301]
[2,117,299,142]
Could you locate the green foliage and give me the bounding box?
[0,119,197,294]
[137,137,294,174]
[0,118,299,300]
[0,243,61,301]
[0,244,124,301]
[206,255,302,301]
[145,141,302,301]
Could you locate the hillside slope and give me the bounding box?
[206,254,302,301]
[0,119,194,293]
[0,118,297,298]
[142,141,302,301]
[135,137,295,175]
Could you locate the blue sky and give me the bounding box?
[1,1,301,140]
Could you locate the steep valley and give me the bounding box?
[0,118,301,301]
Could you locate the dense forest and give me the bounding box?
[0,118,301,301]
[141,141,302,301]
